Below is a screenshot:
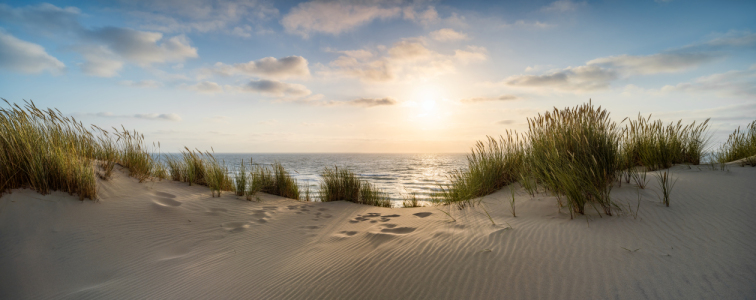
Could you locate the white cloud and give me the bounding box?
[388,40,434,60]
[347,97,398,107]
[461,95,518,103]
[541,0,586,13]
[502,32,756,93]
[77,46,123,77]
[231,79,312,97]
[402,6,439,26]
[0,3,82,34]
[454,46,488,63]
[0,31,65,74]
[84,27,198,66]
[281,2,401,37]
[135,113,182,121]
[324,38,488,83]
[501,20,553,29]
[661,67,756,97]
[210,56,310,79]
[505,65,617,92]
[587,52,718,75]
[183,81,223,94]
[119,80,162,88]
[78,112,182,121]
[430,28,468,41]
[122,0,279,34]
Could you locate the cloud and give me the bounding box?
[496,120,516,125]
[0,3,82,34]
[0,31,65,74]
[233,79,311,97]
[454,46,488,63]
[119,80,162,88]
[587,52,719,75]
[402,6,439,26]
[505,65,618,92]
[541,0,586,12]
[501,20,553,29]
[462,95,518,103]
[324,39,488,83]
[430,28,468,42]
[389,40,434,60]
[347,97,398,107]
[183,81,223,94]
[661,67,756,97]
[327,55,394,82]
[79,112,182,121]
[281,2,401,37]
[135,113,182,121]
[120,0,279,34]
[77,46,123,77]
[502,32,756,93]
[84,27,198,66]
[210,56,310,79]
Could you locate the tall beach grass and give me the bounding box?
[319,166,391,207]
[716,120,756,165]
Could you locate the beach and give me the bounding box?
[2,164,754,299]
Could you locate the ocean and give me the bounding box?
[205,153,469,206]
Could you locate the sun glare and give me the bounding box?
[414,86,442,115]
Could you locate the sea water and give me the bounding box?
[206,153,468,206]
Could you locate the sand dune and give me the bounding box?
[1,165,755,299]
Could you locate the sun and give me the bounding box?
[414,86,441,115]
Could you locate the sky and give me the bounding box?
[0,0,754,153]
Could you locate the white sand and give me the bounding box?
[1,165,755,299]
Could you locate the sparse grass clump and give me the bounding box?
[434,133,525,208]
[234,159,249,196]
[402,192,420,208]
[655,170,677,207]
[527,102,622,217]
[319,166,390,207]
[716,120,756,165]
[163,148,234,196]
[248,162,299,200]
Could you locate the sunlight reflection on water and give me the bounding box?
[209,153,468,205]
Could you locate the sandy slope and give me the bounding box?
[1,165,755,299]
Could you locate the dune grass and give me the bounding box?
[433,133,525,209]
[434,102,714,218]
[319,166,391,207]
[402,192,420,208]
[527,102,623,217]
[248,162,299,200]
[716,120,756,165]
[621,114,710,171]
[655,170,677,207]
[234,159,249,197]
[0,100,164,200]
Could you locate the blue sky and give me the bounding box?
[1,0,754,153]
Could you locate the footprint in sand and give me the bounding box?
[337,231,358,237]
[221,222,252,233]
[263,206,278,211]
[413,212,432,218]
[154,192,177,198]
[301,225,321,230]
[153,197,182,207]
[379,223,416,234]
